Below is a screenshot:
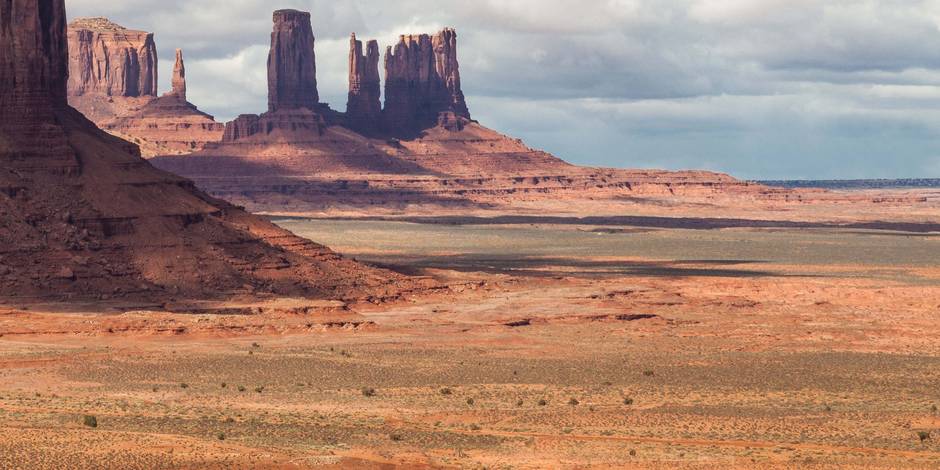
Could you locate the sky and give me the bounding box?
[67,0,940,180]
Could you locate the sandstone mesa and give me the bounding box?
[0,0,411,303]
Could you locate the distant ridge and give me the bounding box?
[759,179,940,190]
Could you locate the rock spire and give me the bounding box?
[347,33,382,132]
[268,9,319,112]
[383,28,471,132]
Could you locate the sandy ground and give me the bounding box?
[1,218,939,468]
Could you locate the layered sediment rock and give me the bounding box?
[67,17,158,101]
[268,9,319,112]
[1,0,405,302]
[220,9,327,144]
[384,29,471,133]
[99,48,223,156]
[347,34,382,133]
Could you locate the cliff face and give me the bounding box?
[1,0,402,302]
[268,9,319,112]
[67,17,158,99]
[383,29,471,133]
[220,9,326,144]
[347,34,382,133]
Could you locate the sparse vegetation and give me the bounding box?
[466,397,475,405]
[568,398,580,406]
[389,433,403,442]
[440,387,452,395]
[919,431,931,443]
[82,415,98,428]
[624,397,634,405]
[361,387,376,397]
[643,370,655,377]
[538,399,548,406]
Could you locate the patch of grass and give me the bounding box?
[237,385,246,392]
[389,433,403,442]
[217,433,226,441]
[361,387,376,397]
[82,415,98,428]
[643,370,655,377]
[254,386,265,394]
[469,424,481,431]
[440,387,452,395]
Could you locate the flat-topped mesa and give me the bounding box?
[383,28,471,133]
[268,9,319,112]
[169,49,187,99]
[347,34,382,133]
[67,17,158,99]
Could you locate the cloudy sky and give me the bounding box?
[68,0,940,179]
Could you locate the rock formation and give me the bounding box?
[384,29,471,133]
[170,48,186,99]
[100,47,224,156]
[347,34,382,133]
[65,20,224,156]
[67,17,158,120]
[0,0,406,303]
[268,9,319,112]
[220,9,328,144]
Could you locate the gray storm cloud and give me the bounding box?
[66,0,940,179]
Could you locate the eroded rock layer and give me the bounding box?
[347,34,382,133]
[0,0,408,303]
[99,49,224,156]
[268,9,319,113]
[384,29,471,133]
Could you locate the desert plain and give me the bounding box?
[2,189,940,469]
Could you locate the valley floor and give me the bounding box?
[0,215,939,468]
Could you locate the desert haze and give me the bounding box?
[1,0,939,469]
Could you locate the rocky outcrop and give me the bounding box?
[268,9,319,112]
[170,48,186,99]
[219,10,327,144]
[1,0,407,303]
[347,34,382,133]
[67,17,158,99]
[384,29,471,133]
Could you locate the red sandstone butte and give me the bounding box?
[347,34,382,133]
[268,9,319,113]
[384,29,471,133]
[66,19,224,156]
[101,48,225,156]
[0,0,407,303]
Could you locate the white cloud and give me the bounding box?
[64,0,940,178]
